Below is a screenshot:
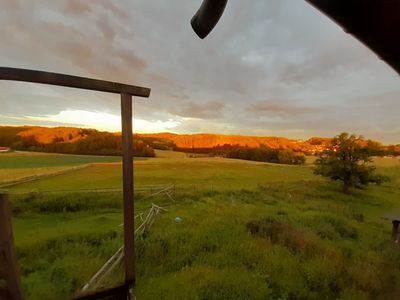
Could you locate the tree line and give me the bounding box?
[220,145,306,165]
[0,126,155,157]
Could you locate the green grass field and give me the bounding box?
[0,151,122,168]
[7,157,317,192]
[3,151,400,299]
[0,151,122,185]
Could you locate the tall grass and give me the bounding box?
[134,182,400,299]
[10,158,400,299]
[18,231,123,300]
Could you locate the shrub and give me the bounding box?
[246,218,319,256]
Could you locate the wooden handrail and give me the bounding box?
[0,67,150,299]
[0,67,150,97]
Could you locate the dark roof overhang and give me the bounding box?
[191,0,400,75]
[306,0,400,74]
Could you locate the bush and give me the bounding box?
[246,218,319,256]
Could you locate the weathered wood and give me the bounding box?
[82,246,124,292]
[0,66,151,299]
[0,67,150,97]
[392,221,400,243]
[382,212,400,243]
[74,284,128,300]
[82,203,167,293]
[121,93,135,298]
[0,193,23,300]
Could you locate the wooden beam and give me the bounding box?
[0,67,150,97]
[120,93,135,298]
[0,193,23,300]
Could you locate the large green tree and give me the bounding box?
[314,133,386,193]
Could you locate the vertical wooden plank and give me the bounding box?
[0,193,23,300]
[120,93,135,297]
[392,220,399,243]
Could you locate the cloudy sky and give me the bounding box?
[0,0,399,143]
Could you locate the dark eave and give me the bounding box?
[306,0,400,74]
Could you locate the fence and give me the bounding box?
[0,66,151,299]
[0,184,174,299]
[6,182,241,197]
[8,184,176,196]
[81,203,168,294]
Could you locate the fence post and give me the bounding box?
[0,193,23,300]
[392,220,400,243]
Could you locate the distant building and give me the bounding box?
[0,146,10,153]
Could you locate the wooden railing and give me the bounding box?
[0,67,151,299]
[81,203,168,293]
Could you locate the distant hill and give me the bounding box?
[138,132,326,154]
[17,126,93,144]
[0,126,399,157]
[0,126,155,157]
[137,133,400,156]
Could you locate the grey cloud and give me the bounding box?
[0,0,167,116]
[2,0,19,10]
[278,35,376,84]
[0,0,399,144]
[172,101,225,119]
[65,0,90,15]
[348,91,400,107]
[248,100,322,117]
[64,0,128,20]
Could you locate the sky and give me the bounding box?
[0,0,399,143]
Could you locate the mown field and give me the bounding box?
[7,157,316,192]
[0,151,122,185]
[1,151,400,299]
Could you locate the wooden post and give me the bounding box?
[392,220,400,243]
[0,193,23,300]
[121,93,135,297]
[0,67,151,300]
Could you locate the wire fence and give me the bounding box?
[5,183,233,197]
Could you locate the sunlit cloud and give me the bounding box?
[21,110,181,133]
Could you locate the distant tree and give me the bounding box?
[387,144,400,156]
[314,133,387,193]
[365,140,385,156]
[224,145,305,165]
[278,149,305,165]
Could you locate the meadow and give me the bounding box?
[0,151,121,185]
[1,151,400,299]
[7,157,315,192]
